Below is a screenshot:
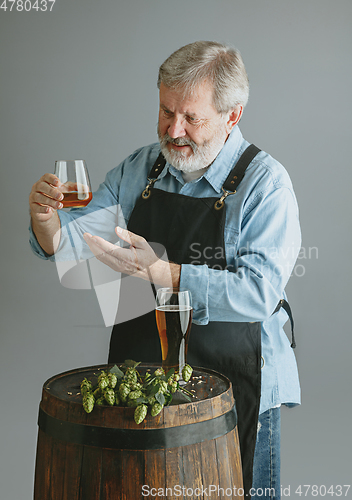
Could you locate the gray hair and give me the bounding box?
[157,41,249,113]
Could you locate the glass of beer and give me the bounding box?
[54,160,92,208]
[155,288,193,382]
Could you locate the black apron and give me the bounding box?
[109,145,286,496]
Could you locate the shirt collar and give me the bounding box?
[203,125,244,193]
[162,125,245,193]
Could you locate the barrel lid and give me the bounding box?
[42,364,231,405]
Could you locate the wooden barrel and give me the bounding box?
[34,365,243,500]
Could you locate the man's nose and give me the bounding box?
[167,117,186,138]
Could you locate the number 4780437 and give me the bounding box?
[0,0,56,11]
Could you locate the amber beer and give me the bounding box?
[61,191,93,208]
[54,160,92,208]
[156,304,193,374]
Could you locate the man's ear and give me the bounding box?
[225,105,243,134]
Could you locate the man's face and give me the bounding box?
[157,81,230,173]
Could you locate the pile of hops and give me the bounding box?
[80,360,193,425]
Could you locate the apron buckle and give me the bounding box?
[214,188,236,210]
[142,178,157,199]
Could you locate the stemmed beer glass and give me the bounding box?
[54,160,92,208]
[155,288,193,383]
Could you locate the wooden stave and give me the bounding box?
[34,365,243,500]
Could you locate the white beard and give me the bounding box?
[157,123,227,173]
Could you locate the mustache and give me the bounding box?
[166,136,192,146]
[159,129,197,153]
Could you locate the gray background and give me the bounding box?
[1,0,351,498]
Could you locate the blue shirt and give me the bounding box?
[29,126,301,414]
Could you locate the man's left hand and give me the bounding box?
[83,226,180,288]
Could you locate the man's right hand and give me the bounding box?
[29,173,64,222]
[29,173,63,255]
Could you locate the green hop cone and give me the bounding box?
[129,381,142,391]
[104,388,115,406]
[168,372,180,386]
[151,402,163,417]
[153,367,165,377]
[119,383,131,403]
[134,404,148,425]
[108,372,117,389]
[80,378,93,396]
[128,390,142,401]
[182,364,193,383]
[83,393,95,414]
[166,374,179,393]
[98,371,109,390]
[158,380,168,394]
[114,392,120,406]
[147,395,156,405]
[96,397,105,406]
[125,368,138,384]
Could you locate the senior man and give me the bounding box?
[29,41,301,499]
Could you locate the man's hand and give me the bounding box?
[29,173,64,222]
[83,226,181,288]
[29,173,63,255]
